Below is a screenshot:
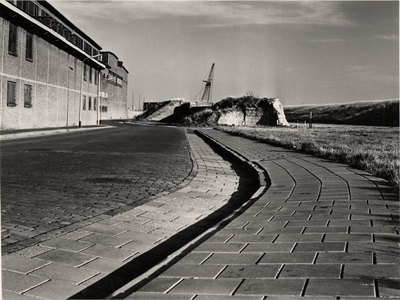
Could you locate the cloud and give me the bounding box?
[376,34,399,41]
[50,1,352,27]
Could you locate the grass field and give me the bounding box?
[217,124,399,193]
[284,99,399,126]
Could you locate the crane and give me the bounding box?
[200,63,215,103]
[193,63,215,103]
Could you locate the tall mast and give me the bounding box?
[200,63,215,103]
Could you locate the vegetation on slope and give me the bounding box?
[284,100,399,126]
[218,125,399,193]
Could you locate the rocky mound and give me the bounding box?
[136,96,291,127]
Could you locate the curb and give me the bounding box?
[105,129,271,299]
[0,125,115,140]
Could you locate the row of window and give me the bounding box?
[7,81,32,108]
[6,80,103,112]
[8,0,100,57]
[8,23,33,61]
[84,64,98,85]
[9,22,98,86]
[82,95,97,111]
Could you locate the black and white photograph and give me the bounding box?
[1,0,399,299]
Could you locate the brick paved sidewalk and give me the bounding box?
[2,129,257,300]
[125,129,400,299]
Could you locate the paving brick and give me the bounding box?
[205,234,233,243]
[257,227,304,234]
[127,292,194,299]
[136,278,182,293]
[3,290,37,300]
[79,257,126,273]
[375,253,399,264]
[177,252,212,265]
[286,220,327,227]
[193,295,262,300]
[377,279,400,298]
[344,264,400,279]
[35,249,97,267]
[279,264,341,278]
[303,226,347,233]
[203,253,263,265]
[324,234,372,242]
[242,243,294,253]
[228,234,276,243]
[80,233,132,247]
[170,278,241,295]
[235,279,305,296]
[81,244,137,261]
[258,253,315,264]
[82,223,127,236]
[29,262,99,284]
[160,264,225,278]
[192,243,247,253]
[274,234,323,243]
[2,270,48,293]
[23,279,89,300]
[2,255,49,273]
[316,252,372,264]
[39,237,94,252]
[305,279,374,297]
[347,241,400,254]
[218,264,281,279]
[293,242,345,252]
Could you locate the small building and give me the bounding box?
[99,52,129,120]
[0,0,129,130]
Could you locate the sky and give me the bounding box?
[50,1,399,107]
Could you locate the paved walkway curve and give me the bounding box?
[127,128,400,299]
[2,129,257,300]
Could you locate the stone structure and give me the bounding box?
[272,98,291,126]
[217,98,291,127]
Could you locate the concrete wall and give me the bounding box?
[1,18,99,130]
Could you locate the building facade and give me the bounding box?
[99,52,129,120]
[0,0,129,130]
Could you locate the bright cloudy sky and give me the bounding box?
[50,1,399,107]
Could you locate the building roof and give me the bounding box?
[37,1,102,50]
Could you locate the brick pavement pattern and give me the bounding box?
[1,125,193,255]
[2,129,257,299]
[128,129,400,299]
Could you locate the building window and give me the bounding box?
[26,31,33,61]
[88,97,92,110]
[94,70,98,85]
[83,95,86,110]
[83,64,87,81]
[24,84,33,108]
[75,36,83,49]
[8,23,18,56]
[84,42,92,56]
[7,81,17,107]
[89,67,92,83]
[94,97,97,111]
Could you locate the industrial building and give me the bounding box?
[0,0,129,130]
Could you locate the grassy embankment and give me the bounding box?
[284,99,399,126]
[217,124,399,193]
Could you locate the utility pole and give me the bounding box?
[132,90,135,111]
[67,66,73,126]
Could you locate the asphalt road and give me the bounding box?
[1,121,193,255]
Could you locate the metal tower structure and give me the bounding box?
[200,63,215,103]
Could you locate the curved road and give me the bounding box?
[1,122,193,255]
